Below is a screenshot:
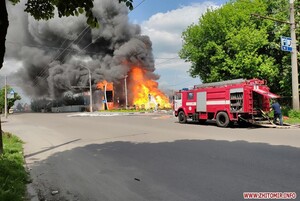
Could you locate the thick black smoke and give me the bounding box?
[7,0,157,99]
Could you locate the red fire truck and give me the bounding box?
[173,78,279,127]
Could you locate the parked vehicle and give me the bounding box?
[9,108,14,114]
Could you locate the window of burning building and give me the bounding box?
[106,91,113,102]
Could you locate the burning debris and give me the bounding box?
[6,0,171,110]
[128,66,170,109]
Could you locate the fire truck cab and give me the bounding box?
[173,78,279,127]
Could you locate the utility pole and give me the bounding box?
[80,65,93,112]
[88,69,93,112]
[0,77,5,154]
[0,114,2,154]
[104,83,108,110]
[124,75,128,109]
[290,0,299,110]
[4,76,7,118]
[251,0,299,110]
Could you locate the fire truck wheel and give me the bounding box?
[178,111,187,123]
[216,111,230,127]
[198,119,206,124]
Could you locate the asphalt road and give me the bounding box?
[2,112,300,201]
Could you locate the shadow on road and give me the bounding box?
[174,120,262,129]
[25,138,81,158]
[29,139,300,201]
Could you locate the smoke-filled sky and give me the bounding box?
[4,0,160,99]
[2,0,226,102]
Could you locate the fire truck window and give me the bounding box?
[175,93,181,100]
[188,92,194,100]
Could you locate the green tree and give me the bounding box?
[179,0,295,96]
[0,86,21,112]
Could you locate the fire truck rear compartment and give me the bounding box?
[195,88,269,127]
[238,91,269,119]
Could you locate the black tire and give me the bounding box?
[198,119,206,124]
[216,111,230,127]
[178,111,187,124]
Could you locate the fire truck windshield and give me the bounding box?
[174,93,182,100]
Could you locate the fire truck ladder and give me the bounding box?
[256,109,295,128]
[249,90,253,115]
[239,107,294,128]
[194,78,246,88]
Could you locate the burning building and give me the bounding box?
[96,81,114,110]
[7,0,171,110]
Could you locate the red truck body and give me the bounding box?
[173,78,279,127]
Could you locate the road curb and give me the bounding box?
[67,110,173,117]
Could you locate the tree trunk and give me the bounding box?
[0,0,9,69]
[0,0,9,154]
[0,116,3,155]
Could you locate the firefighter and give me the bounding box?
[270,99,283,126]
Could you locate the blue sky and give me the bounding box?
[127,0,228,91]
[129,0,227,23]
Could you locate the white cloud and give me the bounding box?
[142,2,219,58]
[141,2,219,89]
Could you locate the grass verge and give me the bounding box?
[0,132,28,201]
[281,108,300,125]
[284,118,300,125]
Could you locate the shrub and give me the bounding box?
[288,110,300,119]
[281,106,290,116]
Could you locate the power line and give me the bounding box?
[155,58,181,59]
[164,77,199,88]
[34,0,148,81]
[8,41,182,58]
[155,57,181,66]
[31,26,90,88]
[6,41,98,54]
[77,0,148,51]
[133,0,146,10]
[59,27,91,64]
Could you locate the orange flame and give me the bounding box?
[129,67,171,109]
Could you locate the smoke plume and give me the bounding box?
[6,0,157,99]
